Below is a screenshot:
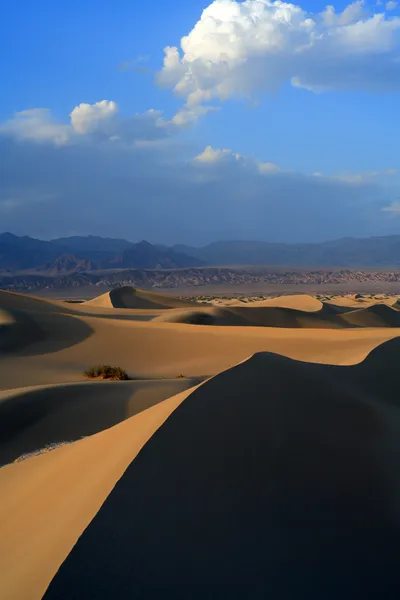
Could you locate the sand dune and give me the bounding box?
[1,290,400,391]
[245,293,323,311]
[84,286,196,309]
[340,303,400,328]
[0,387,195,600]
[0,308,43,352]
[152,305,336,327]
[326,294,399,308]
[2,288,400,599]
[38,339,400,598]
[152,302,400,329]
[0,378,202,468]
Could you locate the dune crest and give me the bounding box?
[83,286,196,310]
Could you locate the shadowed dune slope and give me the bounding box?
[0,378,202,467]
[44,338,400,599]
[152,305,341,328]
[0,292,93,356]
[84,286,197,309]
[340,303,400,328]
[0,308,44,352]
[152,302,400,329]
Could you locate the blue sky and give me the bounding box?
[1,0,400,243]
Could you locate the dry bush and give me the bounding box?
[84,364,129,381]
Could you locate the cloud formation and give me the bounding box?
[0,114,398,244]
[0,109,70,145]
[70,100,119,134]
[0,101,187,147]
[157,0,400,112]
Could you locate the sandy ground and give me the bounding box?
[1,287,400,599]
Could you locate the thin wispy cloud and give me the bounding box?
[117,55,152,74]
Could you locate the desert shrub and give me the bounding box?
[84,364,129,381]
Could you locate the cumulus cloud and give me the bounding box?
[194,145,282,177]
[70,100,119,134]
[0,101,187,147]
[194,146,396,183]
[157,0,400,111]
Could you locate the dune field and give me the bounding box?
[1,286,400,598]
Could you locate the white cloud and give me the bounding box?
[157,0,400,110]
[0,109,70,145]
[386,1,398,10]
[195,145,241,163]
[170,104,217,126]
[70,100,119,134]
[0,102,186,146]
[195,145,282,174]
[194,146,395,183]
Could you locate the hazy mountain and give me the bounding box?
[3,232,400,273]
[39,254,96,275]
[51,236,132,261]
[171,236,400,268]
[0,232,67,270]
[103,240,205,270]
[0,234,204,272]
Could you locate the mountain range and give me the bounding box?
[0,234,204,273]
[2,232,400,273]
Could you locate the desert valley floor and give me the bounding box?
[1,286,400,598]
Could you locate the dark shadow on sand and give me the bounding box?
[0,309,94,357]
[44,337,400,599]
[0,378,203,467]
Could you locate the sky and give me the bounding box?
[1,0,400,245]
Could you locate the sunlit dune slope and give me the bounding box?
[1,290,400,391]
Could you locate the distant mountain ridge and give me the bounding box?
[0,233,204,273]
[103,240,206,270]
[2,232,400,273]
[171,236,400,268]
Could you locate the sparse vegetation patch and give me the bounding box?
[84,364,129,381]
